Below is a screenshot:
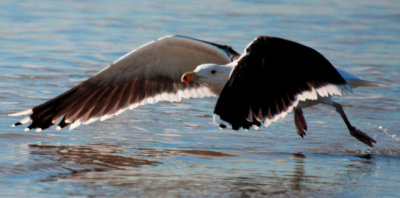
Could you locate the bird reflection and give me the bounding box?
[290,153,306,191]
[225,152,377,197]
[28,144,238,178]
[26,145,378,197]
[225,153,309,196]
[29,144,161,172]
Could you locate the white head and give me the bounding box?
[181,63,233,95]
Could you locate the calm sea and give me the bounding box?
[1,0,399,197]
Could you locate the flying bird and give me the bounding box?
[9,35,377,147]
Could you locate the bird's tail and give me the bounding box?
[345,79,388,88]
[336,68,389,89]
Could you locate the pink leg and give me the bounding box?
[294,108,307,138]
[323,99,376,147]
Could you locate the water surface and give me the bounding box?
[1,0,400,197]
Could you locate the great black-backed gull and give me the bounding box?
[10,35,378,146]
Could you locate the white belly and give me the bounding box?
[296,96,331,109]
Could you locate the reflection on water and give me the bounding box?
[29,144,161,170]
[2,143,393,197]
[290,153,305,192]
[12,144,239,178]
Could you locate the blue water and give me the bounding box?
[1,0,400,197]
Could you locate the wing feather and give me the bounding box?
[214,36,351,130]
[11,35,239,131]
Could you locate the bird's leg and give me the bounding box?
[294,108,307,138]
[323,99,376,147]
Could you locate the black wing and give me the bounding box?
[214,36,350,130]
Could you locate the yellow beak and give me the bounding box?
[181,71,200,83]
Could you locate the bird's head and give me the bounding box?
[181,63,232,95]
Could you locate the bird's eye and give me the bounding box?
[211,70,216,74]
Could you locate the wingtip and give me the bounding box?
[214,114,231,130]
[11,122,22,127]
[69,120,81,130]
